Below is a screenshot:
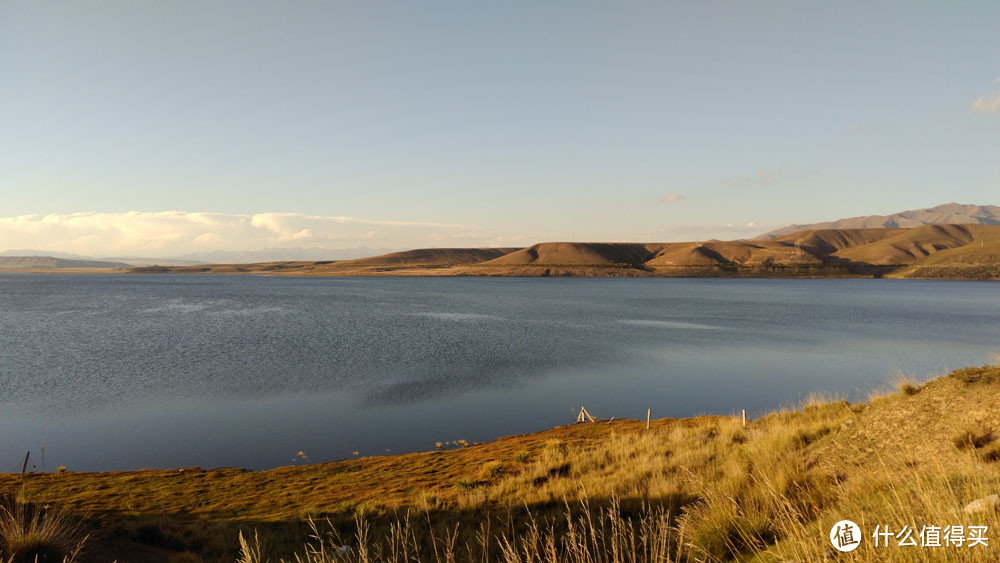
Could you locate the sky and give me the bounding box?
[1,1,998,257]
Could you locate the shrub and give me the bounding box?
[0,496,86,563]
[893,369,922,395]
[480,461,506,481]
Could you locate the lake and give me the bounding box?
[1,274,998,471]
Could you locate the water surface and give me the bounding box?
[1,275,997,471]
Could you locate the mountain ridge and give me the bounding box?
[128,224,1000,280]
[0,256,132,270]
[754,202,1000,239]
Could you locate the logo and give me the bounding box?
[831,520,862,552]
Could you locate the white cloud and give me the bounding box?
[971,92,1000,115]
[0,211,488,257]
[660,193,686,203]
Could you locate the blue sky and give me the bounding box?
[1,1,997,255]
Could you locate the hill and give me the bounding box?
[126,225,1000,280]
[483,243,664,267]
[4,364,1000,562]
[130,248,524,276]
[755,202,1000,239]
[0,256,131,270]
[344,247,520,266]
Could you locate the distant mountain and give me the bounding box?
[103,257,208,267]
[0,249,92,260]
[0,250,203,267]
[0,256,131,270]
[754,203,1000,240]
[0,247,396,266]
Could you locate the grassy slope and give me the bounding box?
[125,225,1000,280]
[4,366,1000,562]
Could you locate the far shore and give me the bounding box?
[5,223,999,280]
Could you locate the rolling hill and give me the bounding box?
[483,243,664,267]
[127,224,1000,280]
[345,247,520,266]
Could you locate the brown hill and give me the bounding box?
[128,225,1000,280]
[340,247,519,266]
[771,228,898,254]
[483,243,664,267]
[756,202,1000,239]
[832,223,979,265]
[887,225,1000,280]
[646,240,823,267]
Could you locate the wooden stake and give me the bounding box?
[21,451,30,475]
[742,409,746,428]
[646,408,651,430]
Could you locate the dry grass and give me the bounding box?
[6,365,1000,561]
[235,500,678,563]
[0,488,87,563]
[892,369,924,396]
[238,365,1000,562]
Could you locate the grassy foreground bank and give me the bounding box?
[4,365,1000,562]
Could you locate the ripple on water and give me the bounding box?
[409,312,500,321]
[617,319,723,330]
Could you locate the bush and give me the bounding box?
[893,369,922,395]
[480,461,506,481]
[0,496,86,563]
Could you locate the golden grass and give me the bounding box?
[0,488,87,563]
[6,365,1000,561]
[892,369,924,396]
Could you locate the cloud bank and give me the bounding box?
[0,211,488,257]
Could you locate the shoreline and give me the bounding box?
[3,264,998,280]
[3,364,1000,561]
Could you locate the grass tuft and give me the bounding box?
[0,492,86,563]
[893,369,923,395]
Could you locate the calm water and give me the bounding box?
[1,274,998,471]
